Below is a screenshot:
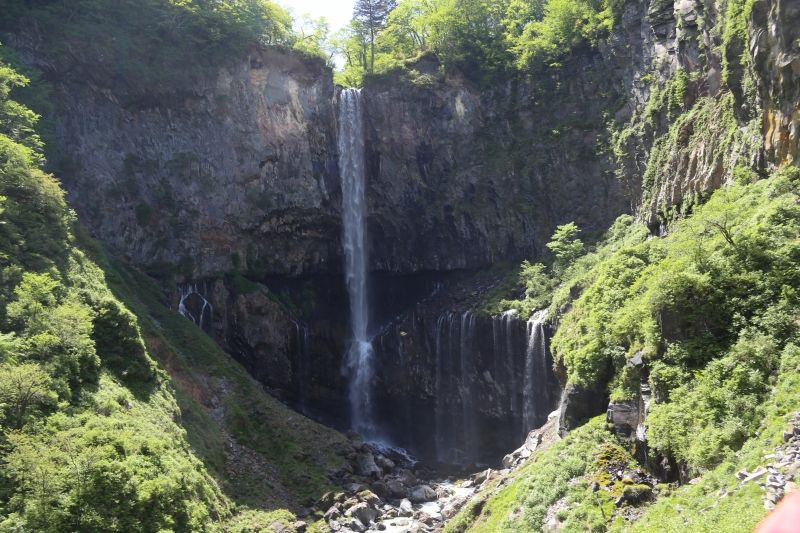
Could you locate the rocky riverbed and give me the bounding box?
[737,412,800,510]
[309,412,560,533]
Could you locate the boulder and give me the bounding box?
[346,502,379,526]
[355,452,382,479]
[358,490,383,507]
[558,383,609,436]
[343,517,366,532]
[409,485,437,503]
[607,399,640,441]
[324,504,342,522]
[399,499,413,515]
[370,480,391,500]
[387,479,407,498]
[375,454,396,471]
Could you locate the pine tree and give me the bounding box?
[353,0,397,72]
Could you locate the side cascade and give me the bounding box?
[426,308,560,466]
[292,320,311,414]
[523,309,552,436]
[177,283,213,330]
[433,311,479,465]
[338,88,376,437]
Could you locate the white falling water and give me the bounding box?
[178,284,213,329]
[338,88,375,437]
[523,309,549,434]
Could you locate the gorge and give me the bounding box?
[0,0,798,531]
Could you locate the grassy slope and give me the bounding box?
[99,250,351,510]
[448,347,800,532]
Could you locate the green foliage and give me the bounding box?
[223,509,297,532]
[91,298,155,391]
[647,332,779,470]
[3,382,229,532]
[0,0,293,93]
[0,64,44,157]
[292,16,335,64]
[511,0,615,69]
[550,174,799,471]
[546,222,585,274]
[0,363,57,429]
[445,417,625,532]
[623,342,800,532]
[336,0,621,85]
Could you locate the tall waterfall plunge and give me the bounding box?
[338,88,375,437]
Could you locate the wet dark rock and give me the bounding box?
[345,502,379,526]
[387,479,407,498]
[558,383,609,436]
[355,452,382,479]
[409,485,437,503]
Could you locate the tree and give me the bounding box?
[546,222,585,274]
[292,15,335,65]
[0,363,56,428]
[353,0,397,72]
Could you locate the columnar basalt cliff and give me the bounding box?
[10,42,343,278]
[750,0,800,166]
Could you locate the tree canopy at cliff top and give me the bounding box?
[332,0,624,85]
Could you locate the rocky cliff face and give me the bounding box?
[361,54,630,273]
[13,44,343,278]
[751,0,800,166]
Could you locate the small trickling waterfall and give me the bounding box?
[292,320,311,412]
[338,88,375,437]
[178,284,213,329]
[432,311,480,465]
[493,311,521,419]
[424,308,560,466]
[523,309,549,435]
[459,311,477,464]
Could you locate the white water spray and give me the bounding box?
[338,88,374,436]
[178,284,213,329]
[523,309,549,434]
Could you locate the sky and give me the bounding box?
[279,0,356,33]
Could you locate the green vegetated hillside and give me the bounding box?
[450,167,800,532]
[0,52,348,532]
[435,0,799,527]
[0,0,293,93]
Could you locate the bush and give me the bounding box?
[92,298,155,388]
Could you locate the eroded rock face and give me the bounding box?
[558,383,609,437]
[750,0,800,166]
[10,43,343,278]
[360,56,630,274]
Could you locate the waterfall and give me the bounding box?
[523,309,549,435]
[293,321,311,412]
[338,88,374,437]
[432,311,479,465]
[459,311,477,465]
[178,284,213,329]
[434,313,447,463]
